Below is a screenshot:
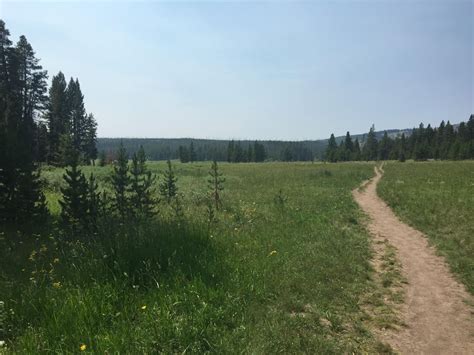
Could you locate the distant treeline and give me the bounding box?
[326,117,474,162]
[97,138,326,162]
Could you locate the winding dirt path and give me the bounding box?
[353,166,474,354]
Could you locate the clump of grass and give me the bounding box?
[1,162,386,353]
[378,161,474,294]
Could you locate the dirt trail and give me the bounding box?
[353,166,474,354]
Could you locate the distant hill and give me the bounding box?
[97,137,326,161]
[97,123,458,161]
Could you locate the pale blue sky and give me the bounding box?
[1,0,472,139]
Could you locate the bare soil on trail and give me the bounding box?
[353,166,474,354]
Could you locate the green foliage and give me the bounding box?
[326,117,474,162]
[159,160,178,204]
[100,137,316,162]
[362,125,378,161]
[59,156,89,232]
[86,173,101,230]
[111,142,130,219]
[208,160,225,210]
[0,21,49,227]
[2,162,386,353]
[378,161,474,293]
[46,73,97,166]
[45,71,69,165]
[130,146,156,218]
[326,134,338,162]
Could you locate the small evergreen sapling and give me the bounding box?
[130,146,156,218]
[208,160,225,210]
[86,173,101,231]
[59,155,88,231]
[159,160,178,204]
[111,142,130,220]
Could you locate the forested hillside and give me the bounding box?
[97,138,326,162]
[326,118,474,162]
[97,120,473,163]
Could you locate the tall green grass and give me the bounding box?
[378,161,474,294]
[1,162,387,353]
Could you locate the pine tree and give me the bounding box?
[83,113,98,165]
[59,154,88,231]
[247,144,254,162]
[178,145,190,163]
[398,134,407,162]
[159,160,178,204]
[111,142,130,220]
[343,132,353,160]
[254,141,267,162]
[468,115,474,158]
[67,78,86,159]
[16,35,48,124]
[234,142,244,162]
[378,131,391,160]
[441,121,455,159]
[362,125,378,161]
[35,121,48,162]
[353,139,361,161]
[46,72,69,165]
[227,140,235,162]
[434,120,445,159]
[189,141,197,162]
[85,173,101,231]
[0,22,48,225]
[326,134,338,162]
[130,146,156,218]
[208,160,225,210]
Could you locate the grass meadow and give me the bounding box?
[0,161,396,353]
[378,161,474,294]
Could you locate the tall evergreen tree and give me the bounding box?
[325,134,338,162]
[344,131,354,160]
[353,138,361,161]
[45,72,69,164]
[378,131,391,160]
[67,78,86,158]
[189,141,197,162]
[362,125,378,161]
[0,22,48,225]
[398,133,407,162]
[83,113,98,165]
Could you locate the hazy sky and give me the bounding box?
[1,1,472,139]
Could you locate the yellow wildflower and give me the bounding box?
[53,282,61,289]
[269,250,277,256]
[141,305,147,310]
[79,344,87,351]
